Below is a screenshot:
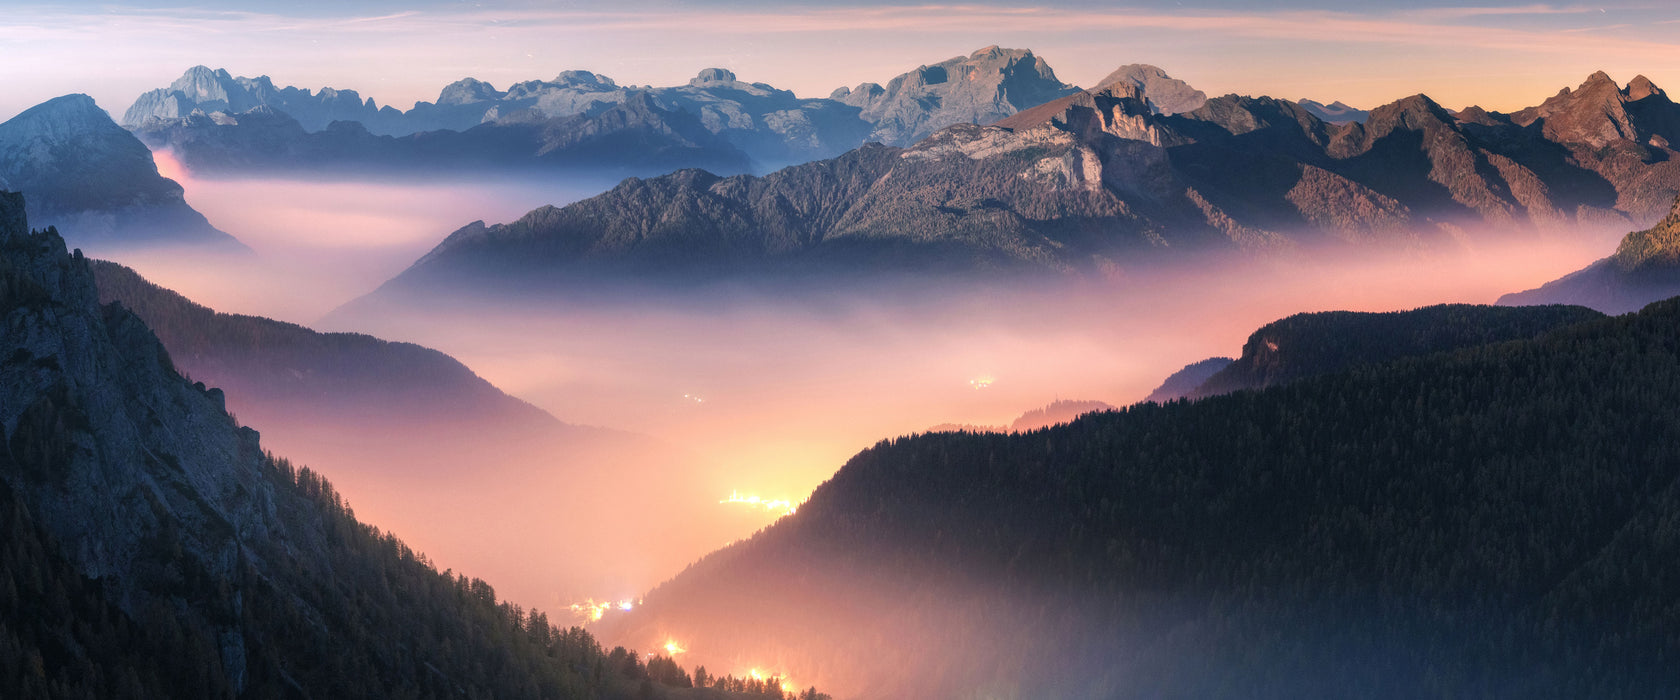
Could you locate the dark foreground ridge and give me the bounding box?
[607,297,1680,699]
[0,190,824,699]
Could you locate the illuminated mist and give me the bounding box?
[88,155,1632,689]
[110,150,612,323]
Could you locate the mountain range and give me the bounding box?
[1500,193,1680,313]
[0,95,239,252]
[339,70,1680,312]
[128,47,1087,176]
[599,300,1679,698]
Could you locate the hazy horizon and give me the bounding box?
[5,1,1680,126]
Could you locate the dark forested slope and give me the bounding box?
[0,191,797,699]
[607,299,1680,699]
[1184,303,1604,399]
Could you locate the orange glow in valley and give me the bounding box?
[662,638,687,655]
[568,597,637,623]
[721,490,800,517]
[746,668,801,694]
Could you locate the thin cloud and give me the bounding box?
[3,2,1678,122]
[1399,4,1600,20]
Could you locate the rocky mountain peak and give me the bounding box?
[0,94,124,153]
[837,45,1080,146]
[167,65,237,100]
[437,77,504,105]
[690,68,739,86]
[1626,74,1665,101]
[1582,70,1618,89]
[1361,93,1456,135]
[1097,64,1207,115]
[554,70,616,89]
[1509,71,1653,148]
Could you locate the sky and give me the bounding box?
[3,1,1680,122]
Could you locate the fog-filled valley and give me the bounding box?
[94,165,1622,617]
[9,16,1680,697]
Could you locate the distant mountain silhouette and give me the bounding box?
[0,95,241,251]
[1297,99,1368,124]
[927,399,1118,434]
[1500,194,1680,313]
[1143,356,1233,403]
[128,49,1079,175]
[133,92,752,179]
[124,65,401,133]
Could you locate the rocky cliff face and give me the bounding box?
[0,94,241,251]
[0,191,270,689]
[1510,71,1680,149]
[123,65,403,134]
[833,45,1081,146]
[1096,64,1207,115]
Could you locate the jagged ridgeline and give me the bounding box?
[338,70,1680,314]
[608,300,1680,698]
[0,190,825,699]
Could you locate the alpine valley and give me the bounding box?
[6,16,1680,700]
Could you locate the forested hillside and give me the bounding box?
[0,191,827,700]
[609,298,1680,698]
[1184,303,1604,399]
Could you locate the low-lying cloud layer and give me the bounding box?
[97,164,1624,615]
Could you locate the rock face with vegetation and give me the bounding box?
[604,299,1680,699]
[0,190,823,699]
[0,95,239,251]
[1500,194,1680,313]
